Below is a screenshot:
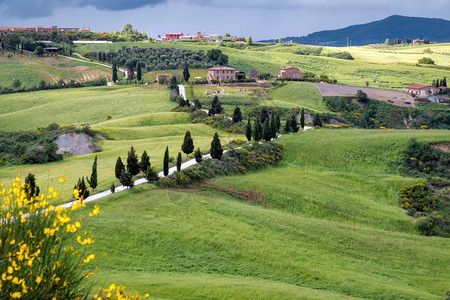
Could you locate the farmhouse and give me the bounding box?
[207,66,237,81]
[165,33,183,40]
[44,47,62,54]
[278,66,304,79]
[405,84,440,97]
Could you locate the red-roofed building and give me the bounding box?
[278,66,304,79]
[405,84,440,97]
[166,33,183,40]
[207,66,237,81]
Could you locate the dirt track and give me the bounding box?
[314,83,415,107]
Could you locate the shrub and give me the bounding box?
[417,214,450,237]
[418,57,435,65]
[0,176,99,299]
[403,138,449,178]
[400,183,436,216]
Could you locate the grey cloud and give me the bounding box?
[0,0,166,18]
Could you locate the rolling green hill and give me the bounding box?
[76,129,450,299]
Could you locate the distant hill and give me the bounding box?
[261,15,450,46]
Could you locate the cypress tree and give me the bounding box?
[163,146,169,177]
[115,157,125,180]
[24,173,40,200]
[87,155,98,190]
[183,63,190,82]
[169,76,178,90]
[74,177,90,200]
[285,118,291,133]
[210,132,223,160]
[262,118,271,141]
[270,114,277,139]
[245,118,252,142]
[290,114,299,133]
[110,182,115,193]
[136,62,142,81]
[139,150,150,172]
[253,119,261,142]
[275,113,281,132]
[436,78,439,87]
[300,108,305,130]
[127,146,140,176]
[181,130,194,157]
[443,77,447,87]
[232,106,243,123]
[313,113,323,127]
[112,62,118,82]
[176,152,182,172]
[211,96,222,114]
[260,108,269,124]
[194,148,203,163]
[119,170,134,189]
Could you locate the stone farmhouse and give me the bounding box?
[405,84,440,97]
[207,66,237,81]
[278,66,304,79]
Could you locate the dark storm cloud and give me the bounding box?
[0,0,166,18]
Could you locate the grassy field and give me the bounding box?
[0,86,242,196]
[68,129,450,299]
[75,42,450,90]
[0,50,111,88]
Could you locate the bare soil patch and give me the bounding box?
[314,83,415,107]
[55,132,96,155]
[431,142,450,152]
[199,183,265,205]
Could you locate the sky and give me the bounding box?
[0,0,448,40]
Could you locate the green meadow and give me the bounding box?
[73,129,450,299]
[0,86,242,195]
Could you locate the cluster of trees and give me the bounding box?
[244,108,282,142]
[0,73,107,95]
[73,155,98,200]
[432,77,447,87]
[91,47,217,72]
[115,146,159,189]
[0,24,148,51]
[418,57,435,65]
[385,38,429,45]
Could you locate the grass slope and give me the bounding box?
[0,51,111,88]
[75,129,450,299]
[0,86,242,196]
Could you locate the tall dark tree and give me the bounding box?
[260,108,269,124]
[313,113,323,127]
[300,108,305,130]
[194,148,203,163]
[194,99,202,109]
[253,119,261,142]
[290,114,299,133]
[262,118,271,141]
[119,170,134,189]
[115,157,125,180]
[443,77,447,87]
[74,177,90,200]
[275,113,281,132]
[211,96,222,114]
[163,146,169,177]
[143,166,159,182]
[210,132,223,160]
[169,76,178,90]
[285,119,291,133]
[270,114,277,139]
[112,62,118,82]
[139,150,150,172]
[24,173,40,200]
[245,118,252,142]
[232,106,243,123]
[183,63,190,82]
[176,152,182,172]
[181,131,194,157]
[127,146,140,176]
[86,155,98,190]
[136,62,142,81]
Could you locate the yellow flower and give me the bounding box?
[10,292,21,298]
[89,205,100,217]
[59,176,68,183]
[145,293,150,297]
[36,276,42,284]
[109,283,116,290]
